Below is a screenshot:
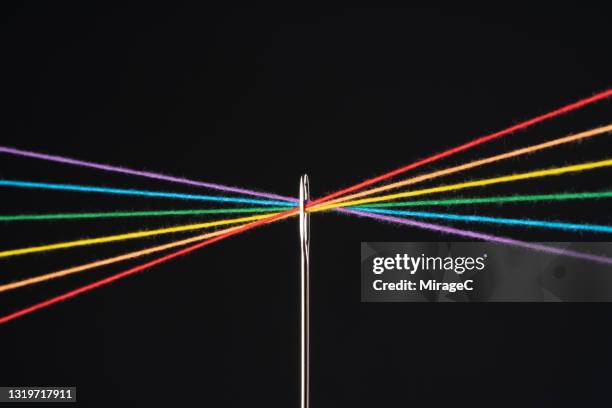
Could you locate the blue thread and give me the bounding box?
[355,207,612,234]
[0,180,296,207]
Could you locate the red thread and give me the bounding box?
[3,90,610,325]
[0,209,298,325]
[308,89,612,206]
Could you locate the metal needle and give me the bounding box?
[299,174,310,408]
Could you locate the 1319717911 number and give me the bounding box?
[8,388,73,399]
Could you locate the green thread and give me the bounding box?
[6,192,612,221]
[0,207,287,222]
[352,191,612,208]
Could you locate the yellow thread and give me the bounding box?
[0,226,243,293]
[0,213,278,259]
[313,124,612,208]
[311,159,612,211]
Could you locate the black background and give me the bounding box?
[1,4,611,407]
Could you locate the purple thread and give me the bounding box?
[3,147,610,265]
[341,208,612,266]
[0,146,297,203]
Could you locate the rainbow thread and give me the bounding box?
[318,123,612,207]
[313,158,612,211]
[1,89,612,324]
